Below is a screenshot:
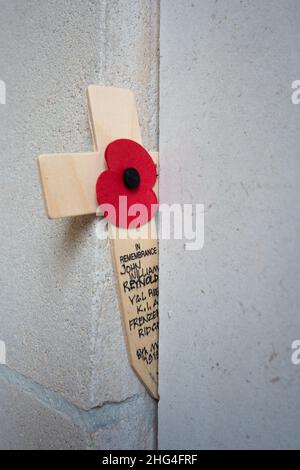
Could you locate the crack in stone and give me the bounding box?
[0,365,154,433]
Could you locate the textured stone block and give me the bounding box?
[0,369,156,450]
[159,0,300,450]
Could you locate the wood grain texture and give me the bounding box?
[87,85,142,154]
[38,151,158,219]
[109,222,159,399]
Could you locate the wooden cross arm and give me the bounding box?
[38,150,159,219]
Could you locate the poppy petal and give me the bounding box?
[96,169,158,228]
[105,139,157,189]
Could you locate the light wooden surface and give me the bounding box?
[110,222,159,399]
[38,152,99,219]
[87,86,142,153]
[87,86,159,399]
[38,151,158,219]
[37,86,159,399]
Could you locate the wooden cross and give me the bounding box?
[38,86,159,399]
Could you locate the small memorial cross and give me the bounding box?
[38,86,159,399]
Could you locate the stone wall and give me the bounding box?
[0,0,159,450]
[159,0,300,450]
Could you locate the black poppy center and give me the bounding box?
[123,167,140,190]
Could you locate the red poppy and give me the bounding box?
[96,139,158,228]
